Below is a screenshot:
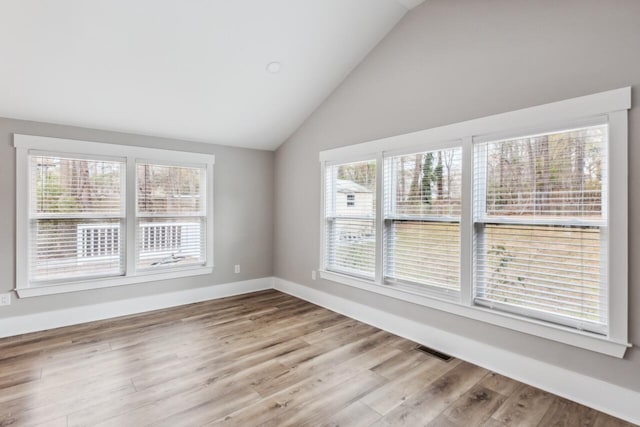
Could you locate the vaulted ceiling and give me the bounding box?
[0,0,424,150]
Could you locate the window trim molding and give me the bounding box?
[318,87,631,357]
[14,134,215,298]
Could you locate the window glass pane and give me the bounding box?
[325,160,376,278]
[482,125,607,219]
[137,163,205,215]
[475,224,604,327]
[388,221,460,290]
[31,155,123,215]
[387,148,462,217]
[29,155,125,283]
[136,218,205,270]
[326,218,375,276]
[328,162,376,217]
[30,219,124,282]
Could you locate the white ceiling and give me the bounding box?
[0,0,423,150]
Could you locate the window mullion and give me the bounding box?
[383,155,395,283]
[472,140,488,303]
[375,153,384,285]
[125,156,137,277]
[460,136,474,305]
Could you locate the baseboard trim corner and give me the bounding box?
[272,277,640,425]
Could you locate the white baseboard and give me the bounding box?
[0,277,274,339]
[273,277,640,425]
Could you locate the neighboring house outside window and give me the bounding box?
[337,179,372,212]
[324,164,376,279]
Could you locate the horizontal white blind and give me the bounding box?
[136,163,207,269]
[384,148,462,292]
[474,124,608,332]
[29,155,125,282]
[324,160,376,278]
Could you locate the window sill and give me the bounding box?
[16,266,214,298]
[318,270,631,358]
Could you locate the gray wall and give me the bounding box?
[0,117,274,318]
[274,0,640,392]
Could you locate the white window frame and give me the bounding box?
[15,135,215,298]
[318,87,630,357]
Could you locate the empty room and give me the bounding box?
[0,0,638,425]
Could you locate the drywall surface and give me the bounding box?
[0,117,274,318]
[274,0,640,391]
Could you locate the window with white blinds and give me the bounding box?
[136,163,207,269]
[29,155,125,283]
[319,88,629,355]
[324,160,376,278]
[473,124,608,333]
[16,134,215,295]
[384,147,462,296]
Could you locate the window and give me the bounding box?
[136,162,207,269]
[319,87,629,357]
[384,147,462,297]
[30,155,125,283]
[324,160,376,278]
[15,135,215,297]
[474,124,608,333]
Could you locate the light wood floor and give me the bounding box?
[0,290,634,427]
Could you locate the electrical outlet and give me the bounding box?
[311,270,317,281]
[234,264,240,274]
[0,292,11,306]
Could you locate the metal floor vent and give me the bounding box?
[416,345,453,362]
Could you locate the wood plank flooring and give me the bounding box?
[0,290,634,427]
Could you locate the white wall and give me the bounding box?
[0,117,274,319]
[274,0,640,393]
